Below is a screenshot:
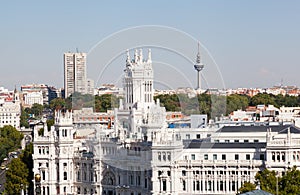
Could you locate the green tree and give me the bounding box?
[4,158,29,195]
[284,95,299,107]
[255,169,278,194]
[20,107,29,128]
[24,103,44,119]
[255,167,300,195]
[154,94,180,112]
[95,94,119,112]
[197,94,212,117]
[30,103,44,118]
[20,143,34,195]
[49,97,67,111]
[38,128,44,136]
[237,181,256,194]
[250,93,276,107]
[280,166,300,195]
[47,119,54,130]
[227,94,249,115]
[0,126,23,161]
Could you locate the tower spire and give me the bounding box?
[126,49,131,67]
[147,49,152,63]
[139,49,143,62]
[134,49,138,63]
[196,42,201,64]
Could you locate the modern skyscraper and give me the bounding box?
[64,52,87,98]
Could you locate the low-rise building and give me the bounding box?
[0,88,21,129]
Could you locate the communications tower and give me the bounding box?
[194,42,204,90]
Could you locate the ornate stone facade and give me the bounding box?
[33,49,300,195]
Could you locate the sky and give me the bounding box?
[1,1,300,90]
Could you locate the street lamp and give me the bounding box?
[35,173,41,195]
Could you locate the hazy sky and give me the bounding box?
[1,1,300,90]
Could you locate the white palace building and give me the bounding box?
[33,49,300,195]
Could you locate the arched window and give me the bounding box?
[282,152,285,162]
[101,172,115,186]
[167,152,171,161]
[277,152,280,162]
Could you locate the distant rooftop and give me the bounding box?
[185,140,266,149]
[217,125,297,133]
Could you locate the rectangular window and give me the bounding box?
[162,180,167,191]
[182,170,186,176]
[234,140,239,143]
[186,134,190,139]
[235,154,239,160]
[254,139,259,143]
[137,175,141,186]
[208,181,212,191]
[196,134,201,139]
[193,181,196,191]
[130,175,134,185]
[244,140,249,143]
[213,154,217,160]
[220,181,224,191]
[204,154,208,160]
[183,180,186,191]
[77,172,80,181]
[42,171,45,180]
[246,154,251,160]
[232,181,236,191]
[225,140,230,143]
[191,154,196,160]
[260,154,265,160]
[222,154,226,160]
[64,172,67,180]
